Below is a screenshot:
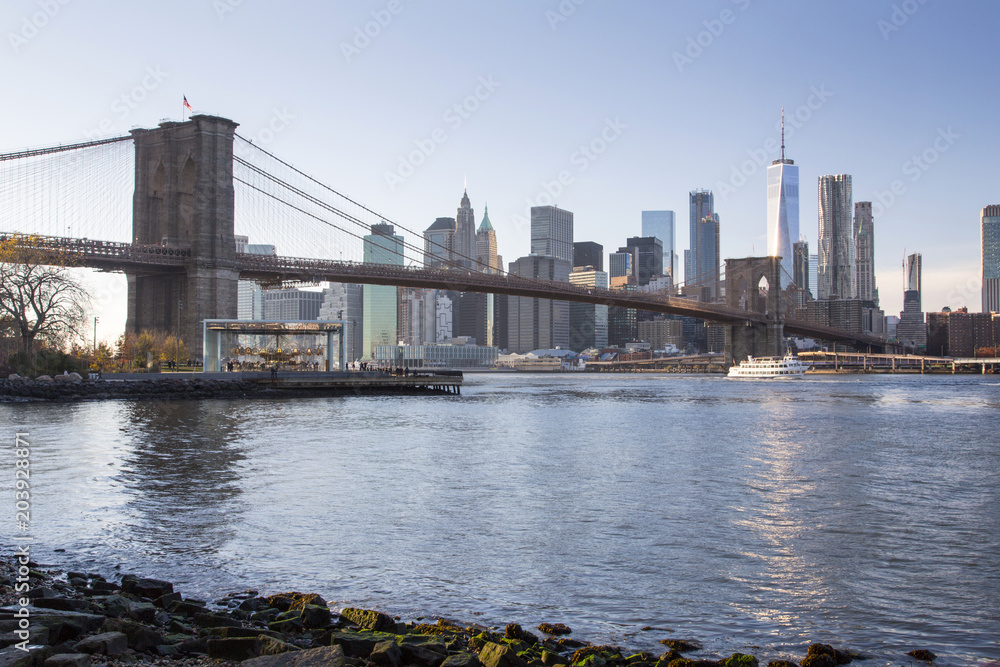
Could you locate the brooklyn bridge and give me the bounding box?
[0,115,886,362]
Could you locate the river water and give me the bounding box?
[3,373,999,665]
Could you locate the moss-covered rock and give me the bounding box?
[537,624,572,637]
[479,642,529,667]
[723,654,758,667]
[906,650,936,663]
[658,640,701,654]
[340,608,397,633]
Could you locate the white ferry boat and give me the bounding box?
[727,352,809,378]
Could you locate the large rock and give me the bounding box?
[30,600,89,613]
[325,631,398,658]
[74,631,127,656]
[266,594,328,613]
[400,642,446,667]
[441,654,483,667]
[243,645,347,667]
[0,627,48,648]
[207,637,263,661]
[0,645,50,667]
[339,608,396,632]
[100,618,163,651]
[370,640,401,667]
[193,611,242,628]
[119,576,173,601]
[478,642,528,667]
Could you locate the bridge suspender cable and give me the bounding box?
[233,135,487,272]
[0,135,133,162]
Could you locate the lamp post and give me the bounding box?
[93,316,99,357]
[175,299,182,371]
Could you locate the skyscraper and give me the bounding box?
[854,202,878,305]
[319,282,363,362]
[696,213,720,301]
[507,255,571,353]
[897,253,926,347]
[573,241,604,271]
[568,267,609,352]
[362,222,404,359]
[476,205,500,273]
[641,210,676,280]
[531,206,574,262]
[983,205,1000,313]
[687,190,713,287]
[455,189,476,269]
[817,174,855,300]
[793,241,810,299]
[423,217,456,269]
[766,114,799,288]
[620,237,663,287]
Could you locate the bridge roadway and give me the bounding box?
[1,233,885,349]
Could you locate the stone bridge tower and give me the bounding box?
[725,256,785,363]
[126,115,240,359]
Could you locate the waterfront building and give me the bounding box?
[897,253,926,348]
[573,241,604,271]
[568,267,609,351]
[424,217,457,269]
[372,337,499,369]
[507,255,571,353]
[642,210,676,280]
[235,235,276,320]
[793,241,810,299]
[817,174,855,300]
[319,282,363,362]
[766,115,799,288]
[854,202,878,305]
[476,205,500,273]
[983,205,1000,313]
[531,206,574,263]
[927,309,1000,357]
[263,288,323,321]
[362,222,404,359]
[455,189,476,269]
[687,190,714,289]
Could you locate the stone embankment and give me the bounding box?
[0,559,943,667]
[0,374,459,403]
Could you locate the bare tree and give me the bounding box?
[0,239,91,372]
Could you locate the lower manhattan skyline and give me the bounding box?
[2,1,997,339]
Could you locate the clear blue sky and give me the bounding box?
[2,0,997,341]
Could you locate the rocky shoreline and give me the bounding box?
[0,558,946,667]
[0,377,456,403]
